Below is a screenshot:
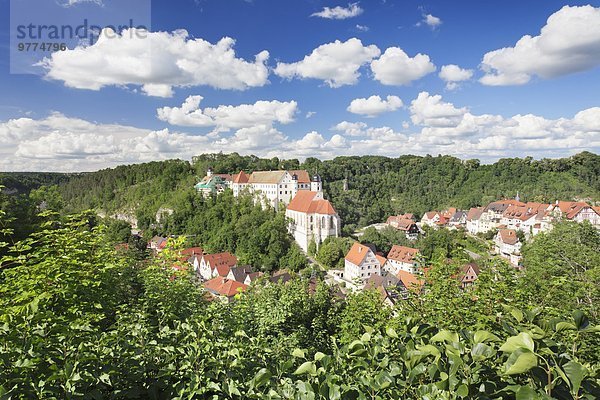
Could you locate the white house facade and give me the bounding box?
[383,245,420,274]
[494,229,522,268]
[344,242,383,283]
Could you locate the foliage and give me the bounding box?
[0,211,599,399]
[521,222,600,322]
[163,191,295,273]
[315,237,353,270]
[359,226,412,254]
[281,243,309,272]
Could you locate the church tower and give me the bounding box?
[311,173,322,192]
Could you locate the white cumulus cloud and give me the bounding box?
[371,47,436,85]
[311,3,363,19]
[274,38,380,88]
[410,92,468,127]
[439,64,474,90]
[480,5,600,86]
[347,95,403,117]
[156,96,298,131]
[41,28,270,97]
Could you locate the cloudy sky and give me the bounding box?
[1,0,600,171]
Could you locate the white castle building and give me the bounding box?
[231,169,319,208]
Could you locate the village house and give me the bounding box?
[231,169,317,208]
[460,263,480,289]
[387,213,416,224]
[484,199,525,227]
[383,245,420,274]
[344,242,383,283]
[548,201,600,226]
[285,190,341,252]
[244,271,264,285]
[466,207,495,235]
[420,208,460,229]
[270,271,293,284]
[226,265,254,283]
[197,252,238,281]
[501,203,553,237]
[203,276,248,302]
[364,273,404,306]
[420,211,441,227]
[494,229,522,268]
[395,269,425,295]
[386,216,420,239]
[147,235,168,252]
[448,210,468,228]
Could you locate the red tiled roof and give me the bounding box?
[387,245,419,263]
[288,170,311,183]
[345,242,371,266]
[203,276,248,297]
[396,270,424,291]
[424,211,439,220]
[556,201,592,219]
[376,255,387,267]
[287,191,337,215]
[467,207,484,221]
[387,216,416,230]
[498,229,518,245]
[180,247,203,257]
[202,252,238,274]
[435,216,449,225]
[233,170,249,183]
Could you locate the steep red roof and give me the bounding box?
[203,276,248,297]
[387,245,419,264]
[233,170,249,183]
[376,255,387,267]
[287,191,337,215]
[345,242,371,266]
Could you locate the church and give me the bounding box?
[285,185,341,252]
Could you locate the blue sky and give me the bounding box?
[1,0,600,171]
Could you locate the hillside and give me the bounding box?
[2,152,599,232]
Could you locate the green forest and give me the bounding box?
[2,152,599,235]
[1,152,599,398]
